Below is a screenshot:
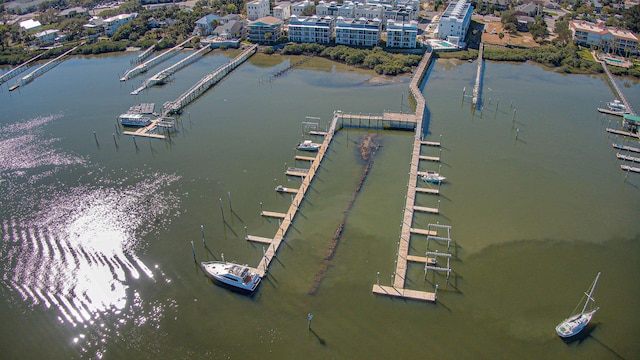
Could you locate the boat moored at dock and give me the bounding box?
[119,113,153,127]
[297,140,321,152]
[421,171,446,183]
[201,261,261,294]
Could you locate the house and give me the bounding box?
[481,0,508,12]
[273,2,292,20]
[33,29,59,45]
[58,7,87,17]
[83,16,105,33]
[246,16,283,43]
[516,15,535,31]
[212,20,245,39]
[19,19,41,31]
[386,19,418,48]
[514,2,540,16]
[193,14,222,36]
[103,13,138,36]
[334,16,382,47]
[246,0,271,21]
[288,15,334,44]
[435,0,473,47]
[569,20,639,55]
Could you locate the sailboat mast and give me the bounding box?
[581,272,601,314]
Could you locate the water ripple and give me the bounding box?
[0,114,182,358]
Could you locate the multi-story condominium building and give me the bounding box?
[246,0,270,21]
[434,0,473,46]
[273,2,292,20]
[288,15,335,44]
[334,16,382,47]
[246,16,283,43]
[383,5,418,23]
[386,19,417,48]
[569,20,638,55]
[316,1,355,17]
[353,4,384,21]
[291,0,314,16]
[104,13,138,36]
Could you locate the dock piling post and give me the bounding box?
[133,136,137,149]
[191,241,196,262]
[221,253,224,262]
[219,198,225,222]
[201,225,206,246]
[377,271,380,285]
[93,132,99,146]
[228,191,232,212]
[245,226,248,239]
[435,284,439,300]
[308,313,313,329]
[512,108,517,122]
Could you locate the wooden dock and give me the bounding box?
[275,186,298,194]
[247,111,341,276]
[616,153,640,163]
[261,211,286,219]
[607,127,640,139]
[372,285,436,302]
[621,164,640,173]
[295,155,316,161]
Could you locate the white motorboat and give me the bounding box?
[201,261,261,294]
[555,272,601,338]
[297,140,321,152]
[421,171,446,183]
[607,99,627,112]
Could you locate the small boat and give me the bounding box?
[555,272,601,338]
[297,140,321,152]
[607,99,627,112]
[119,113,152,127]
[200,261,262,294]
[421,171,446,183]
[275,185,289,192]
[613,143,640,153]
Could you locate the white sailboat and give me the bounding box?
[555,272,601,338]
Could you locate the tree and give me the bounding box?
[554,18,572,45]
[623,5,640,33]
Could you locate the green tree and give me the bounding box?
[554,18,572,45]
[623,5,640,32]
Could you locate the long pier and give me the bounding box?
[131,45,212,95]
[248,111,340,275]
[162,44,257,115]
[130,40,159,66]
[0,53,43,85]
[9,45,80,91]
[120,36,194,81]
[472,42,484,108]
[598,53,636,116]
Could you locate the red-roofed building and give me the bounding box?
[569,20,638,55]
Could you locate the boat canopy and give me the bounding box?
[623,114,640,125]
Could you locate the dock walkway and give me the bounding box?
[596,52,636,116]
[120,36,194,81]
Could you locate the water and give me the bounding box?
[1,51,639,359]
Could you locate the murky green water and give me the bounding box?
[1,51,639,359]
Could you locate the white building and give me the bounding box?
[19,19,41,31]
[316,1,355,17]
[103,13,138,36]
[288,15,335,44]
[570,20,638,55]
[246,0,270,21]
[354,4,384,21]
[273,2,292,20]
[435,0,473,47]
[334,16,382,47]
[386,20,417,48]
[33,29,59,45]
[291,0,314,16]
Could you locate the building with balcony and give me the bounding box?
[246,0,270,21]
[386,20,418,48]
[334,16,382,47]
[569,20,638,55]
[247,16,283,43]
[288,15,335,44]
[434,0,473,47]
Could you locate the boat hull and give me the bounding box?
[556,309,598,338]
[201,261,261,295]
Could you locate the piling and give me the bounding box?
[191,241,196,262]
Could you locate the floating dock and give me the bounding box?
[617,152,640,163]
[621,164,640,173]
[9,44,81,91]
[607,127,640,139]
[472,42,484,108]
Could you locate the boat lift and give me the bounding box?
[424,223,453,284]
